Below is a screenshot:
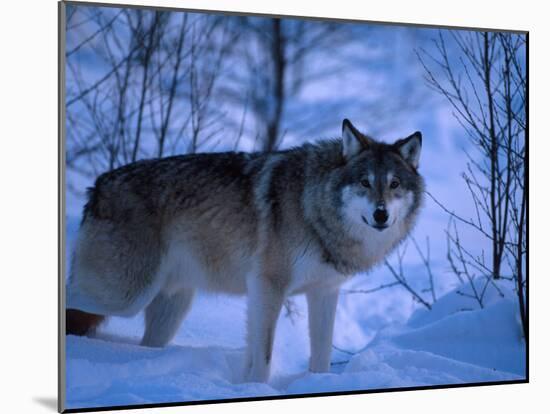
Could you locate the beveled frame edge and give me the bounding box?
[62,0,529,34]
[59,1,67,412]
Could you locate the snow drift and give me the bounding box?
[65,279,525,410]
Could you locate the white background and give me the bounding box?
[0,0,545,413]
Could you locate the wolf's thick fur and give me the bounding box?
[67,119,424,382]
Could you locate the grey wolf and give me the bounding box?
[66,119,424,383]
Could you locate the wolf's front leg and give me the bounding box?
[306,287,339,373]
[244,276,284,383]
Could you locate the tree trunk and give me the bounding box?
[265,19,286,152]
[483,32,501,279]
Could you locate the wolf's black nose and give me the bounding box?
[373,208,389,224]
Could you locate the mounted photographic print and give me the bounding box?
[59,1,528,412]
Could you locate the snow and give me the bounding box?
[287,345,516,394]
[66,337,278,407]
[65,280,525,410]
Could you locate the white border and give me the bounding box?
[1,1,546,413]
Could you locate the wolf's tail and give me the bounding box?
[66,309,106,336]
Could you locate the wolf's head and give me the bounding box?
[338,119,424,235]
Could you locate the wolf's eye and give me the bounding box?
[360,179,371,188]
[390,180,400,189]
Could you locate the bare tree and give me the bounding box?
[418,31,526,337]
[445,217,505,310]
[65,6,236,184]
[225,17,351,151]
[344,237,437,310]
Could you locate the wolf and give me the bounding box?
[66,119,424,383]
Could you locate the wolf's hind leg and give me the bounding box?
[306,287,339,373]
[66,308,106,336]
[140,288,195,348]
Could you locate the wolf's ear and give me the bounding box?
[342,119,370,159]
[395,131,422,169]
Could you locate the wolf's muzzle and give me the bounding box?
[373,208,389,225]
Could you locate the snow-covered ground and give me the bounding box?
[65,275,525,410]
